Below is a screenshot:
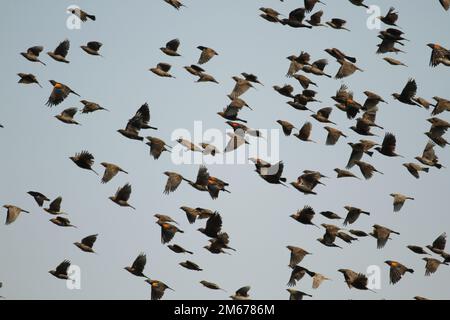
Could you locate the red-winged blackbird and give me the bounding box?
[145,279,174,300]
[385,260,414,284]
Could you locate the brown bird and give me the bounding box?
[335,59,363,79]
[163,172,185,194]
[440,0,450,10]
[287,289,312,300]
[74,234,98,253]
[423,258,448,276]
[160,39,180,56]
[354,160,383,180]
[80,41,103,56]
[180,260,203,271]
[124,253,148,278]
[44,197,65,215]
[164,0,186,10]
[326,18,350,31]
[197,73,219,84]
[286,52,311,77]
[325,48,357,63]
[241,73,263,86]
[49,260,71,280]
[146,279,174,300]
[200,280,226,292]
[260,7,282,23]
[198,212,222,238]
[324,127,347,145]
[118,103,157,141]
[2,205,30,225]
[46,80,80,107]
[157,221,184,244]
[50,216,76,228]
[431,96,450,116]
[415,142,444,169]
[273,84,294,98]
[343,206,370,226]
[302,59,331,77]
[306,270,331,289]
[334,168,360,179]
[277,120,296,136]
[350,230,369,237]
[311,107,336,125]
[290,206,319,228]
[17,73,42,88]
[230,286,251,300]
[21,45,46,65]
[375,133,402,157]
[338,269,374,292]
[168,244,193,255]
[55,107,80,125]
[100,162,128,184]
[363,91,387,110]
[346,140,378,168]
[281,8,312,28]
[427,43,450,67]
[287,246,311,267]
[80,100,109,114]
[407,245,430,255]
[27,191,50,207]
[293,74,317,89]
[337,232,358,244]
[47,39,70,63]
[69,8,96,21]
[306,10,326,27]
[349,0,369,9]
[205,232,236,255]
[378,7,399,27]
[154,214,179,226]
[109,183,135,210]
[287,266,310,287]
[320,211,342,220]
[385,261,414,284]
[392,79,421,107]
[383,57,407,67]
[197,46,218,64]
[390,193,414,212]
[305,0,325,12]
[70,150,98,175]
[184,65,205,77]
[146,137,171,159]
[403,163,429,179]
[294,122,315,143]
[371,224,400,249]
[217,106,247,123]
[229,76,254,99]
[150,63,175,78]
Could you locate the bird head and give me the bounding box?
[427,43,439,49]
[402,163,408,168]
[108,196,114,202]
[100,162,108,168]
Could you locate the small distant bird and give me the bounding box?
[109,183,135,210]
[2,205,29,225]
[197,73,219,84]
[50,216,76,228]
[407,245,430,255]
[124,253,148,278]
[305,0,325,12]
[168,244,193,255]
[325,48,357,63]
[49,260,71,279]
[385,260,414,284]
[81,41,103,56]
[354,160,383,180]
[287,289,312,300]
[230,76,254,98]
[184,65,205,76]
[100,162,128,184]
[197,46,218,64]
[427,232,446,254]
[281,8,312,28]
[145,279,174,300]
[150,63,175,78]
[277,120,296,136]
[350,230,369,237]
[273,84,294,98]
[320,211,342,220]
[306,270,331,289]
[46,80,80,107]
[415,142,443,169]
[164,0,186,10]
[335,59,363,79]
[390,193,414,212]
[47,39,70,63]
[431,96,450,116]
[324,127,347,146]
[55,107,80,125]
[306,10,326,27]
[260,7,282,23]
[163,172,185,194]
[294,122,315,143]
[293,74,317,89]
[312,107,336,125]
[290,206,318,228]
[402,163,429,179]
[160,39,181,56]
[230,286,251,300]
[198,212,222,238]
[17,73,42,87]
[157,221,184,244]
[44,197,65,215]
[146,137,171,159]
[80,100,109,114]
[200,281,226,292]
[348,0,369,9]
[427,43,450,67]
[180,260,203,271]
[69,7,96,21]
[343,206,370,225]
[70,151,98,175]
[74,234,98,253]
[256,161,287,186]
[201,143,220,156]
[118,103,157,141]
[27,191,50,207]
[154,214,179,225]
[241,73,263,86]
[383,57,407,67]
[21,46,46,65]
[326,18,350,31]
[375,133,402,157]
[371,224,400,249]
[287,246,311,267]
[334,168,360,179]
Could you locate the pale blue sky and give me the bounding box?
[0,0,449,300]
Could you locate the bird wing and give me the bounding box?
[102,166,118,184]
[49,197,62,212]
[62,107,78,118]
[166,39,180,52]
[116,184,132,201]
[205,213,222,237]
[54,39,70,57]
[299,122,312,139]
[131,253,146,273]
[81,234,98,248]
[433,233,447,250]
[195,166,210,186]
[87,41,102,51]
[164,173,183,194]
[381,133,397,154]
[55,260,71,275]
[400,79,417,100]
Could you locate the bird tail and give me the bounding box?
[186,250,193,255]
[347,56,357,63]
[407,268,414,274]
[91,168,99,176]
[149,126,158,130]
[435,163,443,169]
[87,14,96,21]
[362,211,370,215]
[423,168,430,173]
[366,151,374,157]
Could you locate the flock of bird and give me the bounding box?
[1,0,450,300]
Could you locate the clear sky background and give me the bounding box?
[0,0,449,300]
